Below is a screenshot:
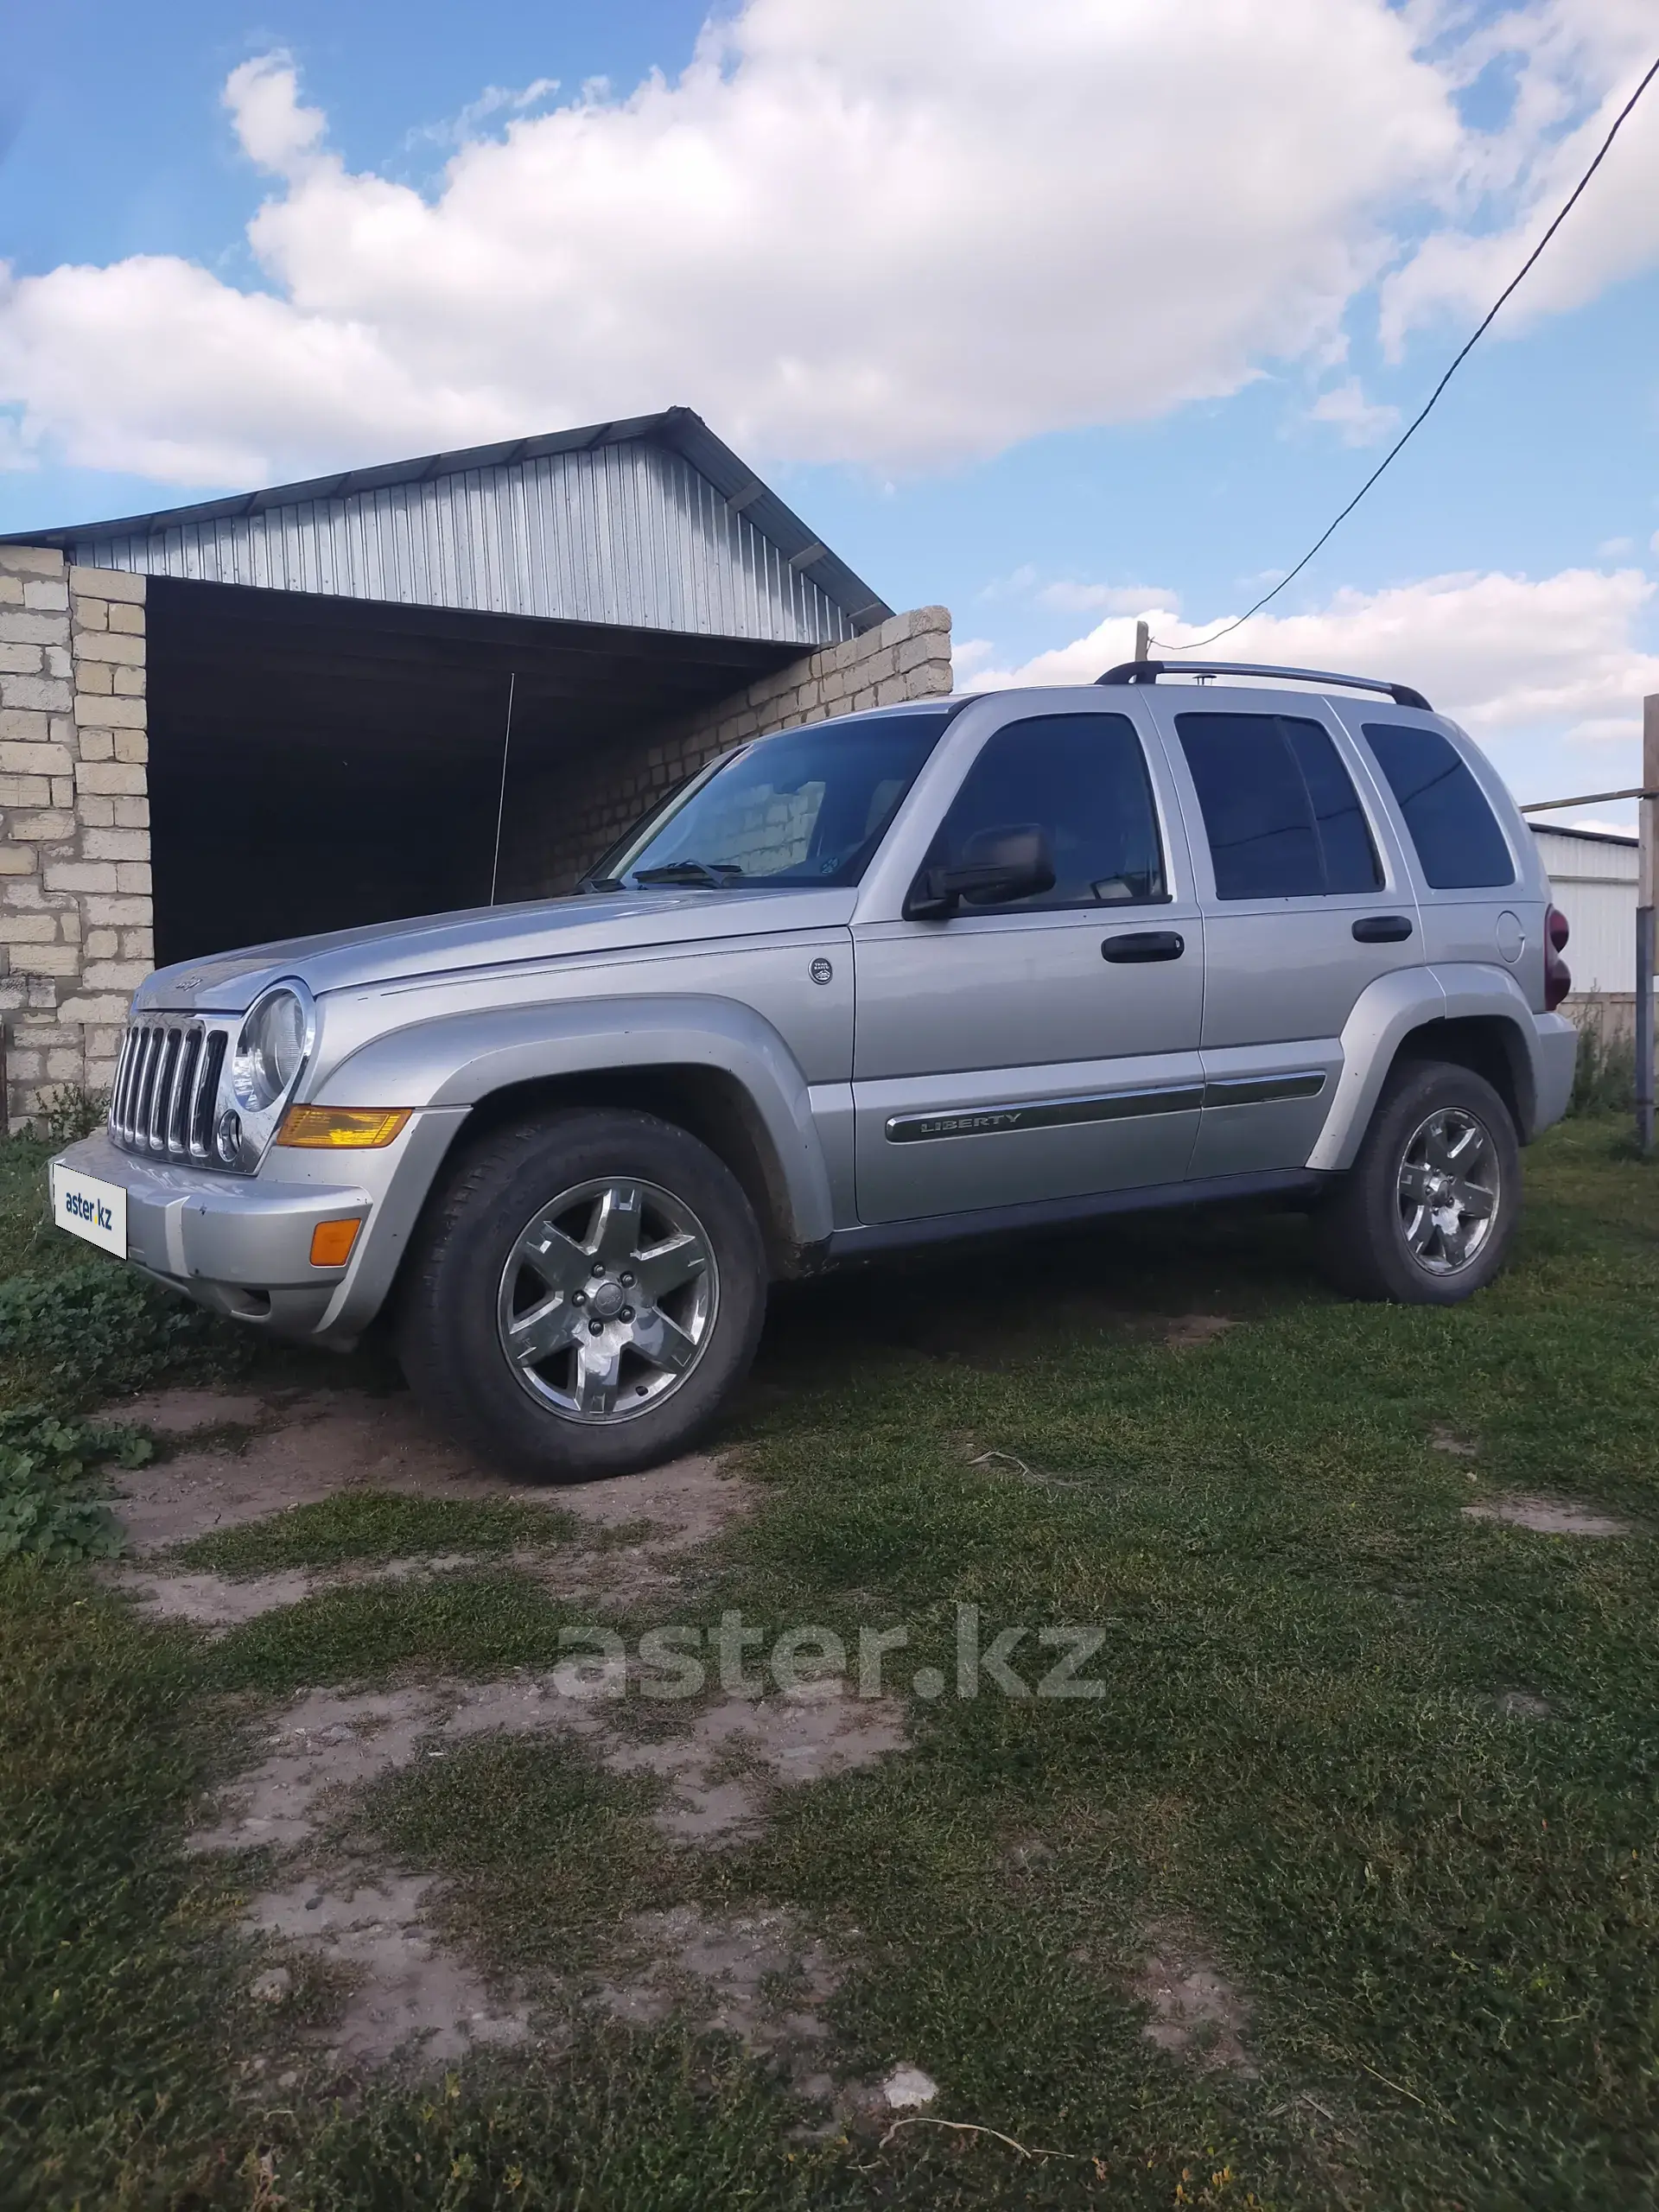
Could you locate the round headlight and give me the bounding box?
[232,987,309,1113]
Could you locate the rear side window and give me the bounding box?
[1363,721,1516,889]
[1174,712,1381,899]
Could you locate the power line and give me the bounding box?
[1153,52,1659,655]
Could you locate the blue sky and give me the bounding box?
[3,0,1656,820]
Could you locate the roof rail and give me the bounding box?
[1096,660,1432,712]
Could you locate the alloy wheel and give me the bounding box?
[496,1177,718,1421]
[1395,1106,1499,1276]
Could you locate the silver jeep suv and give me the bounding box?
[50,659,1578,1478]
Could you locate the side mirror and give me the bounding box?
[904,823,1057,920]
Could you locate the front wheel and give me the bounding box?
[1313,1060,1520,1304]
[398,1109,768,1479]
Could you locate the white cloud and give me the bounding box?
[968,568,1659,760]
[410,77,562,152]
[950,637,998,681]
[1382,9,1659,352]
[1037,581,1179,616]
[225,54,327,175]
[0,0,1471,484]
[1309,378,1401,445]
[1599,535,1636,556]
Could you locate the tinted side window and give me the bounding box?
[1363,721,1516,889]
[1175,712,1382,899]
[932,713,1166,909]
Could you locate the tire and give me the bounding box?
[398,1108,768,1480]
[1313,1059,1520,1305]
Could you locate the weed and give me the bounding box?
[1567,1006,1637,1116]
[0,1260,248,1408]
[38,1085,111,1147]
[0,1407,150,1563]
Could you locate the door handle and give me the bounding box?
[1102,929,1185,963]
[1351,914,1414,944]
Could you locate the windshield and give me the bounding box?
[588,709,956,891]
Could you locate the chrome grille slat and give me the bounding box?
[147,1031,179,1152]
[166,1029,200,1154]
[189,1032,226,1160]
[111,1030,137,1145]
[109,1016,232,1166]
[131,1027,161,1147]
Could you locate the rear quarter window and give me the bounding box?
[1363,721,1516,890]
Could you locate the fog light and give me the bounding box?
[278,1106,411,1149]
[309,1218,363,1268]
[214,1109,242,1166]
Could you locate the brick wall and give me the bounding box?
[502,604,953,899]
[0,546,151,1130]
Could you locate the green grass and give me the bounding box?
[0,1564,245,2209]
[3,1116,1658,2208]
[176,1489,578,1576]
[204,1567,582,1695]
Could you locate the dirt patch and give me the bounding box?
[195,1677,906,1857]
[593,1902,842,2089]
[108,1388,277,1435]
[137,1384,885,2080]
[109,1553,484,1631]
[1429,1426,1479,1459]
[108,1389,518,1552]
[1132,1931,1255,2074]
[198,1680,899,2084]
[1463,1495,1632,1537]
[606,1693,909,1842]
[1495,1690,1553,1719]
[249,1872,531,2069]
[194,1665,905,2075]
[1164,1314,1234,1350]
[105,1379,748,1612]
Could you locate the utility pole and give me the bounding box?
[1639,695,1657,1154]
[1134,619,1150,663]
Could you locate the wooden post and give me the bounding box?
[1134,620,1150,663]
[1638,696,1657,1154]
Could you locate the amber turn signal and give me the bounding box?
[309,1218,363,1268]
[277,1106,411,1149]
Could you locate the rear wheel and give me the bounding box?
[399,1109,767,1479]
[1314,1060,1519,1304]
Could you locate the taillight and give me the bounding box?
[1544,904,1571,1012]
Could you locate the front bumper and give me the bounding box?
[51,1109,468,1346]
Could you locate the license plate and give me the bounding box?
[50,1163,128,1257]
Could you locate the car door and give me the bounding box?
[849,699,1205,1224]
[1141,688,1423,1177]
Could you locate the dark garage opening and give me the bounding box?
[146,578,800,967]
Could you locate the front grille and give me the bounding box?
[109,1017,228,1163]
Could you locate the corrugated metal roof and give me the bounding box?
[3,409,891,648]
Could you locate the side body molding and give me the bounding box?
[1306,964,1544,1172]
[310,993,838,1250]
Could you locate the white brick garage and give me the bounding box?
[0,412,950,1128]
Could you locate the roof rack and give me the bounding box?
[1096,660,1432,712]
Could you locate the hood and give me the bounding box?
[134,887,858,1014]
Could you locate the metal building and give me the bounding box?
[2,410,949,986]
[1532,822,1643,1011]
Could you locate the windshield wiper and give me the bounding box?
[632,860,746,887]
